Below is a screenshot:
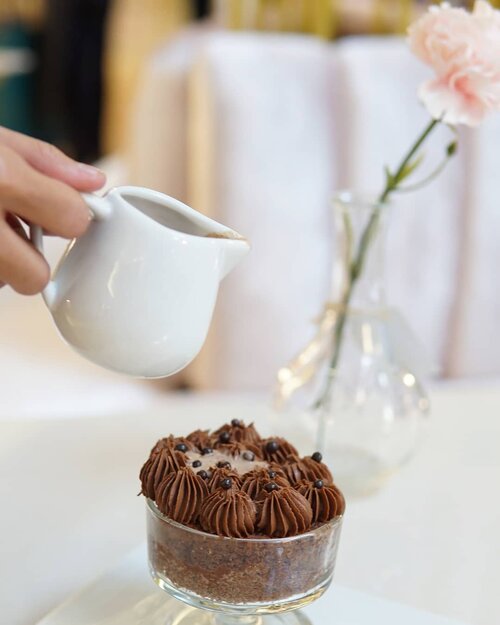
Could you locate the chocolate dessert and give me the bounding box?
[142,420,344,606]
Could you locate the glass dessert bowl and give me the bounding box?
[140,420,345,625]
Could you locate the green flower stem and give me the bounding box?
[314,117,440,412]
[393,147,456,193]
[378,118,439,203]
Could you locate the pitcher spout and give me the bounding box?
[218,235,250,280]
[109,186,251,279]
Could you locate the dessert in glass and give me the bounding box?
[140,420,345,625]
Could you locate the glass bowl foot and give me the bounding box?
[164,603,312,625]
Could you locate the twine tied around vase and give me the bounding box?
[275,301,345,409]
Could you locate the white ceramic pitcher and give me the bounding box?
[30,186,250,378]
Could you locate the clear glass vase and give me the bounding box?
[307,192,430,496]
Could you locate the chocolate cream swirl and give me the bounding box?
[282,455,309,485]
[156,467,208,524]
[213,420,262,446]
[150,435,195,455]
[186,429,213,451]
[296,480,345,522]
[200,487,256,538]
[257,486,313,537]
[140,448,186,499]
[241,467,289,500]
[301,455,333,483]
[261,437,299,463]
[207,467,242,493]
[282,454,333,485]
[213,440,262,458]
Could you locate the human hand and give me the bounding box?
[0,127,106,294]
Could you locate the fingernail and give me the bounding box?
[77,162,105,178]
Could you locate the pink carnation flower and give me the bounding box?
[408,1,500,126]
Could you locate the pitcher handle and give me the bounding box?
[29,193,112,310]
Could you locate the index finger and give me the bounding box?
[0,126,106,192]
[0,145,91,238]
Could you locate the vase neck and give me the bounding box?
[330,193,388,309]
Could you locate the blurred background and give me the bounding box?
[0,0,464,160]
[1,0,500,416]
[3,8,500,625]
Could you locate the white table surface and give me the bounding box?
[1,383,499,625]
[37,544,466,625]
[0,282,165,420]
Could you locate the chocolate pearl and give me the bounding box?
[266,440,280,454]
[217,460,231,469]
[311,451,323,463]
[264,481,279,492]
[314,479,324,489]
[175,443,188,452]
[220,478,232,490]
[243,451,255,461]
[268,470,277,479]
[201,447,213,455]
[197,470,208,479]
[192,460,202,468]
[219,431,231,443]
[231,418,241,427]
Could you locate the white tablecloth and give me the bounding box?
[1,383,499,625]
[37,545,466,625]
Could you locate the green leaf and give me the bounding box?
[447,141,458,157]
[384,165,395,187]
[398,152,425,183]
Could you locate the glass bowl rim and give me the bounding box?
[146,497,343,544]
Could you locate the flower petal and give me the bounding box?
[418,78,485,127]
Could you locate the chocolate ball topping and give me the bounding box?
[192,460,202,468]
[314,479,324,489]
[201,447,213,455]
[197,470,208,479]
[219,431,231,443]
[217,460,231,469]
[243,451,255,461]
[221,478,233,490]
[175,443,188,452]
[268,470,277,479]
[231,418,241,427]
[266,440,280,454]
[311,451,323,463]
[264,481,279,492]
